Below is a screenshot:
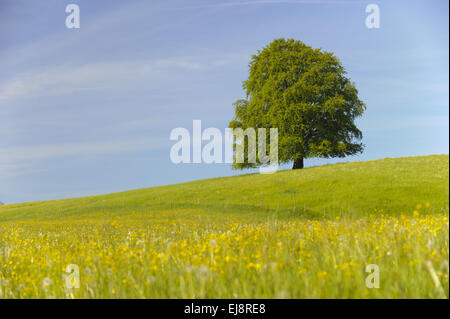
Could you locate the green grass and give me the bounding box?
[0,155,448,299]
[1,155,448,222]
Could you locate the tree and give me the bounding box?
[229,38,366,169]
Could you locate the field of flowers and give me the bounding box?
[0,209,448,298]
[0,156,448,298]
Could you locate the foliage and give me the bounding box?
[230,38,366,169]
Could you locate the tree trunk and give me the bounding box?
[292,157,304,169]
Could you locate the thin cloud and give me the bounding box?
[0,137,167,178]
[0,53,249,104]
[1,138,166,163]
[0,59,211,103]
[196,0,370,8]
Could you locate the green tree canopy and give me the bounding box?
[229,38,366,169]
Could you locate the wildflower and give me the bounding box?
[42,277,52,289]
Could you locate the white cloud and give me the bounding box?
[196,0,364,8]
[1,138,166,163]
[0,58,212,103]
[0,137,167,178]
[0,53,249,104]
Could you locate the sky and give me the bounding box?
[0,0,448,204]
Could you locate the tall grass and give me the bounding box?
[0,155,448,298]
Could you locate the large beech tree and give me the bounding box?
[229,38,366,169]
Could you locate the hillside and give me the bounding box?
[1,155,448,222]
[0,155,448,298]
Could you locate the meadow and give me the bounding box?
[0,155,448,298]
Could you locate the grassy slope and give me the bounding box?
[0,155,448,298]
[1,155,448,222]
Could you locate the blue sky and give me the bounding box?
[0,0,448,203]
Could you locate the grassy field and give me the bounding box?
[0,155,448,298]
